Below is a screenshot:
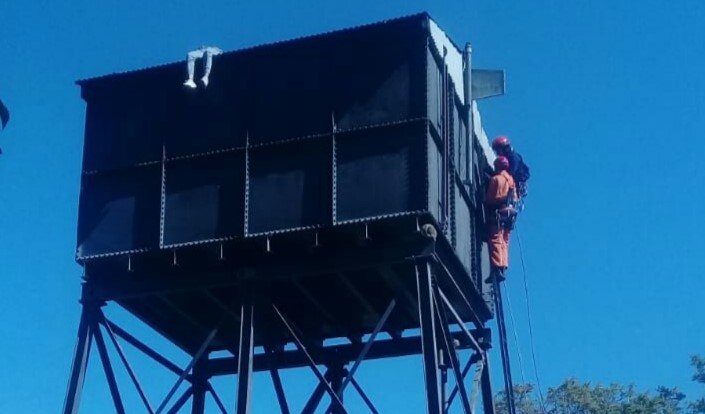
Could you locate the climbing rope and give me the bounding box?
[515,225,547,413]
[494,278,517,414]
[503,284,528,385]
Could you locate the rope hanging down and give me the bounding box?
[493,277,517,414]
[515,225,547,413]
[503,284,527,385]
[493,222,548,414]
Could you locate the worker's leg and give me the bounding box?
[486,224,506,283]
[201,47,223,87]
[502,228,510,268]
[488,224,504,268]
[495,228,510,281]
[184,49,205,88]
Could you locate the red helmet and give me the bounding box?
[494,156,509,171]
[492,136,511,150]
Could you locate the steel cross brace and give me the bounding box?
[207,382,229,414]
[63,301,128,414]
[416,260,492,414]
[265,346,291,414]
[301,370,331,414]
[105,319,187,378]
[272,304,348,414]
[446,353,483,411]
[322,298,397,414]
[99,311,154,413]
[166,387,194,414]
[63,298,225,414]
[155,326,219,414]
[481,356,497,414]
[433,287,473,414]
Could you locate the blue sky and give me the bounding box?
[1,0,704,412]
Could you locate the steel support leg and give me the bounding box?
[191,360,207,414]
[494,281,516,414]
[328,365,346,414]
[417,261,442,414]
[236,294,255,414]
[480,354,496,414]
[62,307,93,414]
[434,288,472,414]
[440,352,448,414]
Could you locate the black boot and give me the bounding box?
[496,267,507,282]
[485,267,506,284]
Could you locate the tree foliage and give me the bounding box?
[690,355,705,414]
[494,355,705,414]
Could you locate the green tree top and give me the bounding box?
[494,355,704,414]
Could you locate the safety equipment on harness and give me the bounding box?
[492,136,511,151]
[494,156,510,171]
[495,181,518,230]
[496,206,517,230]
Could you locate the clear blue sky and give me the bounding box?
[1,0,704,412]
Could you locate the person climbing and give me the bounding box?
[484,155,517,283]
[491,136,530,199]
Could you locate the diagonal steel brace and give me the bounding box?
[272,304,348,414]
[324,299,396,414]
[155,327,219,414]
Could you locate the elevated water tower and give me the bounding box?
[64,13,506,414]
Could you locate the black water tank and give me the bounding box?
[75,13,478,277]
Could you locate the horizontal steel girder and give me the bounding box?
[206,329,490,376]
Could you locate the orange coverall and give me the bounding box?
[484,170,517,269]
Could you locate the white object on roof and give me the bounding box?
[429,19,465,105]
[184,46,223,88]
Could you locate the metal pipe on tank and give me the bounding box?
[442,47,450,230]
[463,43,474,187]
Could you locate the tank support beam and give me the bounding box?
[273,304,348,414]
[63,258,494,414]
[235,293,254,414]
[156,327,219,414]
[417,261,443,414]
[62,305,93,414]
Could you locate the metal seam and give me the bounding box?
[159,144,167,248]
[244,131,250,236]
